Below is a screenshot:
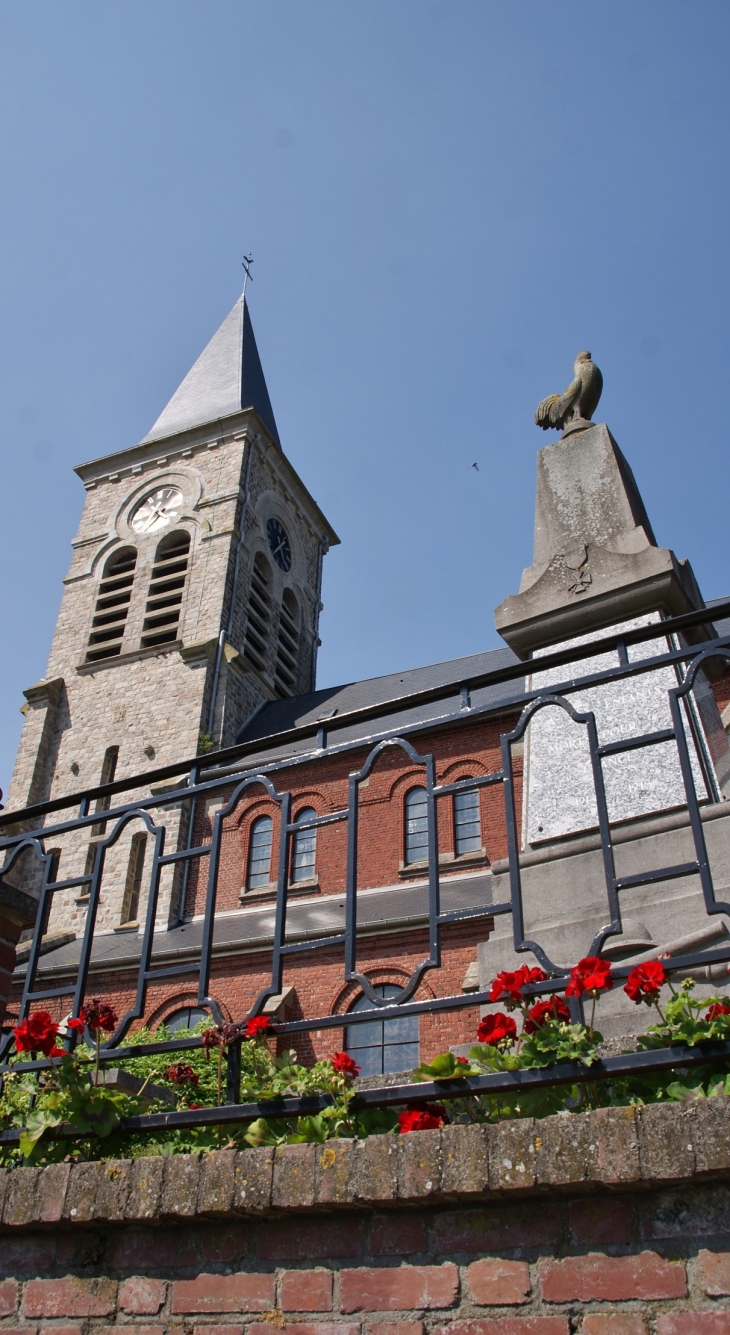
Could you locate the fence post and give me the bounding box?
[225,1038,242,1105]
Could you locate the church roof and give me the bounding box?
[234,644,523,765]
[141,294,280,446]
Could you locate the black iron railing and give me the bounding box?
[1,601,730,1135]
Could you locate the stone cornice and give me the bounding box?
[0,1099,729,1225]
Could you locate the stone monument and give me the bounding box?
[477,355,730,1037]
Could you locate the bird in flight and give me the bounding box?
[471,462,479,471]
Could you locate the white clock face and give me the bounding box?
[131,486,184,535]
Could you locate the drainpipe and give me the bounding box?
[206,431,257,738]
[310,537,329,690]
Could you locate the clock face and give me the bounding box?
[267,517,292,571]
[131,486,184,535]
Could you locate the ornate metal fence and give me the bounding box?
[2,601,730,1140]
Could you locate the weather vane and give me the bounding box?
[241,253,254,301]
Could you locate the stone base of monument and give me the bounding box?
[522,613,729,846]
[477,800,730,1039]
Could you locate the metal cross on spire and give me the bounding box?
[241,253,254,302]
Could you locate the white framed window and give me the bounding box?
[454,780,482,855]
[247,815,274,889]
[291,807,317,883]
[404,786,429,864]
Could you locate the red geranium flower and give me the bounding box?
[77,998,118,1034]
[244,1015,273,1039]
[456,1056,470,1065]
[489,965,549,1007]
[164,1062,199,1087]
[330,1051,360,1078]
[624,961,667,1005]
[523,996,571,1033]
[13,1011,60,1057]
[476,1012,518,1046]
[398,1103,449,1132]
[706,1002,730,1021]
[565,957,613,998]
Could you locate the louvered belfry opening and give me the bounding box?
[244,553,272,673]
[140,530,191,649]
[86,548,138,662]
[275,588,300,697]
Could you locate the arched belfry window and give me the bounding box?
[141,530,191,649]
[454,779,482,855]
[404,786,429,864]
[86,547,138,662]
[275,589,300,697]
[244,553,273,674]
[291,807,317,883]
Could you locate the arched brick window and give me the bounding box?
[454,779,482,855]
[404,786,428,864]
[247,814,274,890]
[291,807,317,883]
[345,984,419,1076]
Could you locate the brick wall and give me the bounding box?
[2,1102,730,1332]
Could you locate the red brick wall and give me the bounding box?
[188,716,521,916]
[1,1174,729,1333]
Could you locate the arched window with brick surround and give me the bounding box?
[345,984,419,1076]
[453,779,482,855]
[404,786,428,864]
[291,807,317,883]
[86,547,137,662]
[247,814,274,890]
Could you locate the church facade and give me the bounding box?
[4,297,730,1075]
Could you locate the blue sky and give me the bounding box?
[1,2,729,793]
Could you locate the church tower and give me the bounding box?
[6,291,338,930]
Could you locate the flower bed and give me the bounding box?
[3,959,730,1165]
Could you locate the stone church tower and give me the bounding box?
[6,291,338,931]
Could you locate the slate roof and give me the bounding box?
[19,869,493,979]
[141,295,280,446]
[235,644,524,764]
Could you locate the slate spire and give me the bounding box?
[141,292,280,446]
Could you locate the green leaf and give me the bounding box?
[19,1108,62,1160]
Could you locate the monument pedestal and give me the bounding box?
[479,421,730,1038]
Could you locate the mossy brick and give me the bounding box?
[638,1102,696,1182]
[94,1158,132,1221]
[593,1105,641,1184]
[126,1155,165,1219]
[36,1162,70,1223]
[397,1126,442,1200]
[161,1152,202,1217]
[198,1148,237,1215]
[535,1110,598,1188]
[315,1138,356,1204]
[2,1167,40,1226]
[693,1097,730,1173]
[272,1143,316,1209]
[352,1131,398,1204]
[234,1147,273,1213]
[488,1118,537,1191]
[441,1123,490,1197]
[23,1276,117,1319]
[63,1162,103,1221]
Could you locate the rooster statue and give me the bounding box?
[535,350,603,433]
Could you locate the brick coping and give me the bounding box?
[0,1097,729,1229]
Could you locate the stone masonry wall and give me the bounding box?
[2,1102,730,1331]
